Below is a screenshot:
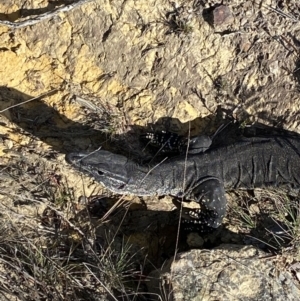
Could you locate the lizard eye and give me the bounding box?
[97,170,104,175]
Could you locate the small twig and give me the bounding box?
[245,234,277,250]
[83,263,118,301]
[143,135,176,165]
[0,88,58,114]
[3,192,86,237]
[99,196,128,223]
[0,0,93,29]
[172,121,191,276]
[263,4,298,22]
[280,35,300,57]
[73,96,100,112]
[101,196,130,259]
[140,157,168,184]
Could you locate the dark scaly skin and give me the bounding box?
[66,130,300,233]
[140,131,212,154]
[140,122,229,155]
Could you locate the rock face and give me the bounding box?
[1,1,300,143]
[148,244,300,301]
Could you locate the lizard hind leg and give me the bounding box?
[183,178,227,233]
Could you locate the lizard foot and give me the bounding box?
[181,208,219,233]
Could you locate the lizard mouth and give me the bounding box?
[66,152,110,177]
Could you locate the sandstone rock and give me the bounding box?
[147,244,300,301]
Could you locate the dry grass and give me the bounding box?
[227,188,300,256]
[0,159,151,301]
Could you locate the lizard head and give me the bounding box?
[66,150,136,194]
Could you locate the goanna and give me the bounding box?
[66,126,300,233]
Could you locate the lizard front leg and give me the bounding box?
[182,178,227,233]
[140,131,213,155]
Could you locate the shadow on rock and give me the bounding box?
[47,195,245,271]
[0,86,241,159]
[0,86,108,154]
[0,0,69,22]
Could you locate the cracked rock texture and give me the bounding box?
[148,244,300,301]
